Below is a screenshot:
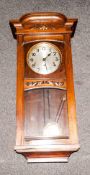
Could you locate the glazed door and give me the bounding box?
[24,88,69,140]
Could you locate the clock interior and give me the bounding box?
[24,88,69,140]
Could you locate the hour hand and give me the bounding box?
[47,53,51,57]
[42,53,51,61]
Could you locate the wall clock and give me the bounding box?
[10,12,80,162]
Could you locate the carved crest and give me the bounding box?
[24,80,66,90]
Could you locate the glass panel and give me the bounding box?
[24,88,69,139]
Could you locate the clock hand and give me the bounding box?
[43,57,47,61]
[43,62,48,70]
[47,53,51,57]
[42,53,51,61]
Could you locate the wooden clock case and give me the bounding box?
[10,12,80,162]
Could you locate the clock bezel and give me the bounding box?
[24,41,65,79]
[26,42,62,75]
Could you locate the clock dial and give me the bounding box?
[26,42,62,74]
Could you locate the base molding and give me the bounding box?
[16,151,72,163]
[15,144,80,163]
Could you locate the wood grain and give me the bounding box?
[10,12,80,162]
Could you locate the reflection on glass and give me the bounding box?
[43,122,60,137]
[24,88,69,139]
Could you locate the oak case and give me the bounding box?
[10,12,80,162]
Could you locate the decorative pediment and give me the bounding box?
[9,12,77,39]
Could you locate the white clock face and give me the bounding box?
[26,42,62,75]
